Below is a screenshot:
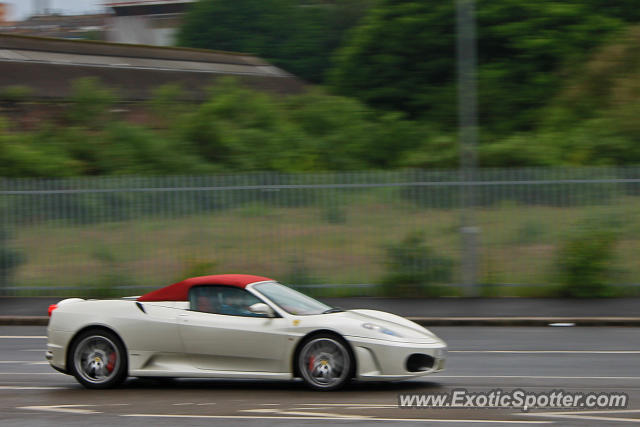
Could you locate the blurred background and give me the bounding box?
[0,0,638,299]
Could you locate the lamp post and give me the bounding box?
[456,0,479,295]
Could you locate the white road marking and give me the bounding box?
[282,411,371,419]
[0,361,48,365]
[0,386,64,390]
[291,406,396,410]
[450,350,640,354]
[290,407,333,410]
[123,413,552,423]
[298,403,398,410]
[8,345,640,353]
[540,409,640,416]
[1,372,638,380]
[0,336,46,339]
[19,405,101,415]
[300,403,397,407]
[522,409,640,423]
[433,375,640,380]
[0,372,61,375]
[16,402,552,424]
[347,406,397,410]
[243,408,373,419]
[524,409,640,416]
[539,415,640,423]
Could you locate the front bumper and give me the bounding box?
[346,336,446,380]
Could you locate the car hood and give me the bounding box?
[334,309,443,344]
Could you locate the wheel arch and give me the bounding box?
[290,329,357,379]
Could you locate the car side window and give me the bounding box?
[188,286,268,317]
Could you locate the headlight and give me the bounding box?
[362,322,403,338]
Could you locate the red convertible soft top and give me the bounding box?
[137,274,273,302]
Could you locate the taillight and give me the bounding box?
[48,304,58,317]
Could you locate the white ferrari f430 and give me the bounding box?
[47,274,447,390]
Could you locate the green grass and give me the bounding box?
[5,191,640,297]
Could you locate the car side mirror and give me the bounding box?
[249,303,275,318]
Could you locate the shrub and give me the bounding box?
[0,85,32,106]
[380,232,453,297]
[555,228,619,297]
[322,205,347,224]
[0,229,25,294]
[66,78,118,129]
[85,245,139,297]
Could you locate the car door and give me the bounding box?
[178,285,290,373]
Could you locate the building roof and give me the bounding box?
[137,274,274,302]
[105,0,194,7]
[0,14,108,39]
[0,34,306,100]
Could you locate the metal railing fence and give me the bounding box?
[1,167,639,296]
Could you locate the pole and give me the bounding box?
[456,0,479,295]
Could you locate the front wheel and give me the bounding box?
[69,329,127,389]
[298,334,353,391]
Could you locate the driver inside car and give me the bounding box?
[218,293,264,317]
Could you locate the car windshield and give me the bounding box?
[252,282,333,315]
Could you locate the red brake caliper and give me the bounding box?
[308,356,315,373]
[106,352,116,373]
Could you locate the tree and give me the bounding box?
[581,0,640,23]
[330,0,623,134]
[177,0,373,83]
[500,25,640,167]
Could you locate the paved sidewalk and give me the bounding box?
[1,297,61,317]
[2,296,640,326]
[4,296,640,317]
[322,297,640,318]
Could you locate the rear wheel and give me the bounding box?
[298,334,353,391]
[69,329,127,389]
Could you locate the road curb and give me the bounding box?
[3,316,640,327]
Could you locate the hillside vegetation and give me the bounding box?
[2,1,640,176]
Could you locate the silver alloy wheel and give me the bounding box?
[73,335,121,385]
[299,337,350,389]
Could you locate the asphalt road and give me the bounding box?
[1,326,639,426]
